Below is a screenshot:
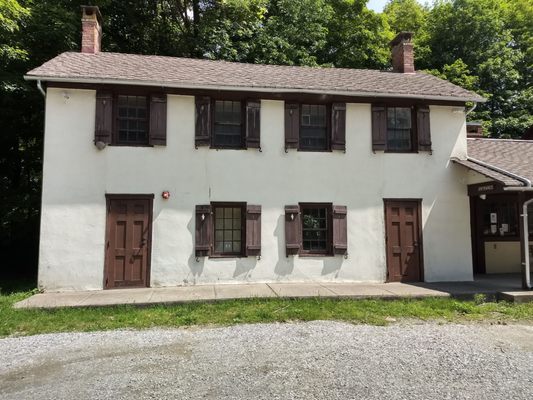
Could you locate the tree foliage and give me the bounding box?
[1,0,531,278]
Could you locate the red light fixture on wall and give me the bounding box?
[162,191,170,199]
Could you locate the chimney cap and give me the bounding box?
[390,32,414,47]
[81,5,102,22]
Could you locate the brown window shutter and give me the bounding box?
[371,104,387,151]
[331,103,346,151]
[246,100,261,150]
[417,105,432,153]
[284,103,299,151]
[246,205,261,256]
[285,205,301,256]
[95,91,113,144]
[195,205,212,257]
[195,96,211,148]
[149,94,167,146]
[332,205,348,255]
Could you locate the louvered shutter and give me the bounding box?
[284,103,299,151]
[332,205,348,255]
[195,205,212,257]
[285,205,301,256]
[417,105,432,153]
[246,100,261,150]
[149,94,167,146]
[95,91,113,144]
[371,104,387,151]
[195,96,211,148]
[246,205,261,256]
[331,103,346,151]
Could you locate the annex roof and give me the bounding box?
[453,138,533,187]
[25,52,485,103]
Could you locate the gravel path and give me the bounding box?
[1,322,532,400]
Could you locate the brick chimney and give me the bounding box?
[390,32,414,73]
[81,5,102,54]
[466,122,483,138]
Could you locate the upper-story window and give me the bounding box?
[386,107,412,152]
[117,95,149,145]
[300,104,328,151]
[371,104,431,153]
[213,100,244,148]
[194,97,260,150]
[284,102,346,152]
[94,91,167,147]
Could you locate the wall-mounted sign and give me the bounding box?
[468,182,504,196]
[490,213,497,223]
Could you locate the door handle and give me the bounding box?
[414,242,419,247]
[141,238,147,246]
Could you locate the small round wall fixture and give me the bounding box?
[94,141,107,150]
[162,191,170,199]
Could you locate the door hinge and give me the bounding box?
[105,277,108,286]
[106,240,110,249]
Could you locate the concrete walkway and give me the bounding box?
[14,277,531,309]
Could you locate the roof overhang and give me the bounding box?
[451,157,532,190]
[24,74,486,103]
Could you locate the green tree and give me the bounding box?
[319,0,391,69]
[382,0,430,65]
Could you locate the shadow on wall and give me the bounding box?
[186,215,204,284]
[322,257,343,277]
[273,214,295,277]
[184,213,259,282]
[183,211,346,283]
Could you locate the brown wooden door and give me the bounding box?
[105,195,153,289]
[384,200,423,282]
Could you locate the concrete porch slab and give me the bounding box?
[13,277,530,309]
[498,291,533,303]
[266,282,336,298]
[150,285,216,304]
[320,283,396,298]
[214,283,277,300]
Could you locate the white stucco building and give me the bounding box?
[28,6,504,292]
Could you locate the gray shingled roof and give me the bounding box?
[25,52,485,103]
[453,138,533,187]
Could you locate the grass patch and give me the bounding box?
[1,288,533,337]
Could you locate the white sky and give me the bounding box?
[367,0,390,12]
[367,0,424,12]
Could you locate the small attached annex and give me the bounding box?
[26,6,492,292]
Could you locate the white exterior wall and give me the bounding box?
[39,88,473,291]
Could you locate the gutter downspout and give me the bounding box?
[465,102,477,115]
[521,198,533,289]
[36,80,46,97]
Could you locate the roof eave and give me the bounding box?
[24,74,486,103]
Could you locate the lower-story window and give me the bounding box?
[195,203,261,258]
[213,203,245,256]
[300,203,333,255]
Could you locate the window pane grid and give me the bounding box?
[117,95,148,144]
[301,104,327,150]
[214,206,242,255]
[301,207,328,252]
[387,107,412,151]
[214,100,242,147]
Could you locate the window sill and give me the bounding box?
[107,143,153,148]
[208,254,246,259]
[210,146,247,151]
[383,150,419,154]
[297,148,332,153]
[298,253,335,258]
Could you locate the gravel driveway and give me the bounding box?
[1,321,532,400]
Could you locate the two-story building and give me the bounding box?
[26,6,492,291]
